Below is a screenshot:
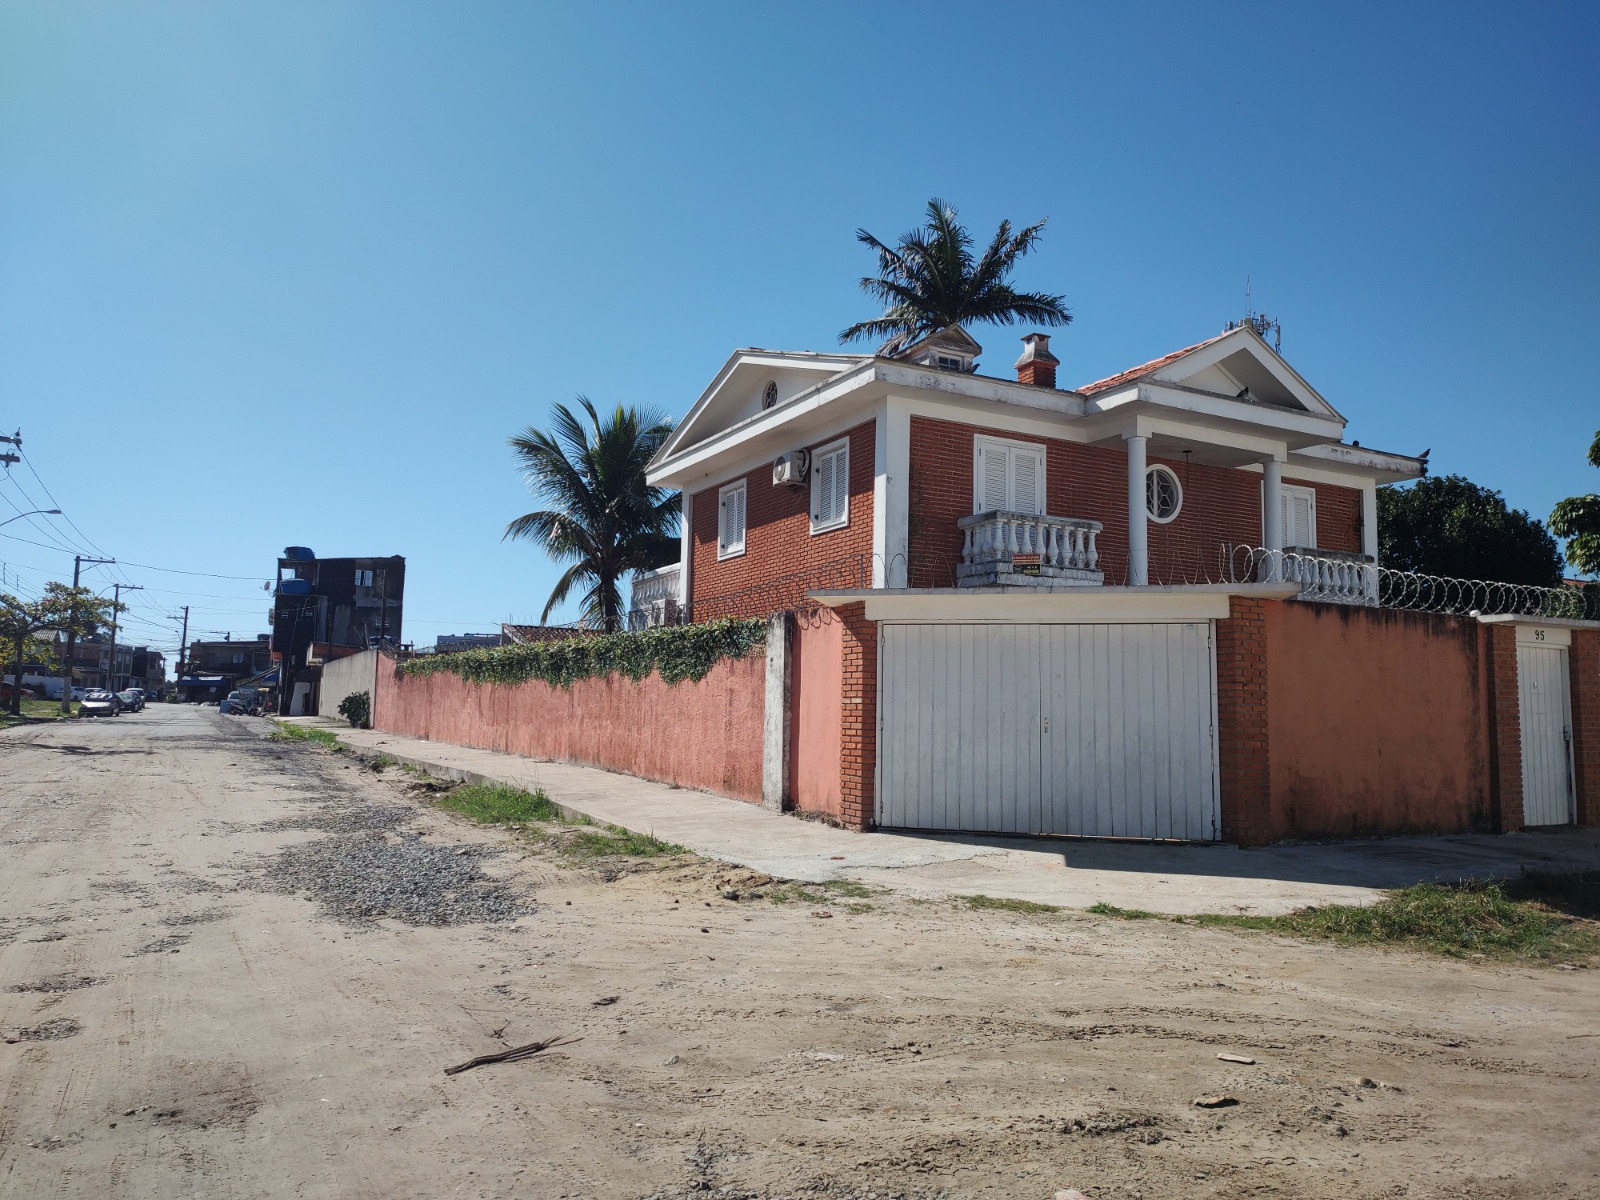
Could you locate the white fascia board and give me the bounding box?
[808,582,1300,623]
[1091,383,1344,449]
[1292,442,1426,483]
[1153,326,1346,422]
[649,360,1090,490]
[648,360,883,489]
[894,391,1092,444]
[1476,615,1599,638]
[651,350,868,465]
[1122,414,1289,462]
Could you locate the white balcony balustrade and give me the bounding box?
[628,564,682,629]
[956,510,1104,588]
[1280,546,1375,605]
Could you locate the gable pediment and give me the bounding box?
[653,349,867,464]
[1144,327,1343,421]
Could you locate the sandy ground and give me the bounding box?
[1,706,1597,1200]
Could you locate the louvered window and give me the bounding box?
[1265,483,1317,549]
[1280,484,1317,548]
[717,480,747,559]
[973,436,1046,515]
[809,438,850,533]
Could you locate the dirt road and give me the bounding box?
[1,707,1596,1200]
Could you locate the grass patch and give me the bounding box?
[1089,876,1600,963]
[1087,902,1160,919]
[0,699,78,728]
[964,894,1062,915]
[561,824,687,859]
[434,784,564,825]
[270,722,343,750]
[766,878,883,906]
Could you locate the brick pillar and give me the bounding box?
[1484,623,1524,831]
[1570,629,1600,827]
[836,602,878,831]
[1215,596,1272,845]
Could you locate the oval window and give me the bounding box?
[1146,465,1183,524]
[762,380,779,410]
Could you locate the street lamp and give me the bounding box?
[0,508,63,528]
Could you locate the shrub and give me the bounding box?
[397,618,766,689]
[337,690,371,728]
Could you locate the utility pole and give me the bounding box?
[176,605,190,681]
[60,554,114,714]
[106,583,143,693]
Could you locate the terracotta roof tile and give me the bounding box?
[1076,331,1233,396]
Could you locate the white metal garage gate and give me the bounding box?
[876,622,1220,840]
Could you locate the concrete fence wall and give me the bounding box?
[319,649,381,721]
[371,651,768,803]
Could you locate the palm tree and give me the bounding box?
[839,198,1072,355]
[505,397,679,632]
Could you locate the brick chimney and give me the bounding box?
[1014,333,1059,388]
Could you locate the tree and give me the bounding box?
[1549,429,1600,576]
[1378,474,1564,587]
[839,198,1071,355]
[504,397,679,633]
[1,583,118,715]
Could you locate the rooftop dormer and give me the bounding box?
[895,324,983,373]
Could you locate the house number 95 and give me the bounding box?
[1534,629,1546,641]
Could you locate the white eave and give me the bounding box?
[1085,380,1345,450]
[1290,442,1426,483]
[646,358,1086,490]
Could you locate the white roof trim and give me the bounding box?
[808,582,1301,623]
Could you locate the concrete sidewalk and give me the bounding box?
[281,716,1600,916]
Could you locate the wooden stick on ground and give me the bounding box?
[443,1035,582,1077]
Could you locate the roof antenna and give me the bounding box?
[1224,275,1282,352]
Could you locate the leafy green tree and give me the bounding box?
[1549,430,1600,576]
[2,583,119,715]
[505,397,679,633]
[1378,474,1564,587]
[839,198,1071,355]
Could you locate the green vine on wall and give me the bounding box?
[397,618,768,689]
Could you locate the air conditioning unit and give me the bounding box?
[772,449,810,488]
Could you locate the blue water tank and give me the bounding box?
[283,546,316,561]
[278,578,312,596]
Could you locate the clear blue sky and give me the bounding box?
[3,1,1596,652]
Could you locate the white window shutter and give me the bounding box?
[814,452,834,522]
[1013,448,1043,515]
[734,485,746,547]
[979,444,1009,512]
[831,447,848,523]
[1280,487,1315,548]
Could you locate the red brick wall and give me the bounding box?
[1485,623,1524,831]
[906,416,1362,588]
[373,655,767,803]
[1568,630,1600,827]
[690,421,876,620]
[1215,596,1272,845]
[836,602,878,831]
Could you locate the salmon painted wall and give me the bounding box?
[790,613,844,819]
[1264,602,1491,839]
[373,656,766,804]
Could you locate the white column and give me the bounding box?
[875,397,911,588]
[678,490,693,613]
[1262,458,1284,582]
[1361,480,1379,601]
[1126,433,1149,586]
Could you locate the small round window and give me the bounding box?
[762,380,779,410]
[1146,465,1183,524]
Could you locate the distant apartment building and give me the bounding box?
[434,632,502,652]
[271,547,405,716]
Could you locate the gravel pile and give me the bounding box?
[259,805,411,835]
[251,832,530,926]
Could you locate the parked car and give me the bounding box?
[79,689,122,717]
[0,682,36,703]
[219,690,252,715]
[117,689,144,712]
[71,686,90,702]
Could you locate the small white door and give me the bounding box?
[1517,635,1574,826]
